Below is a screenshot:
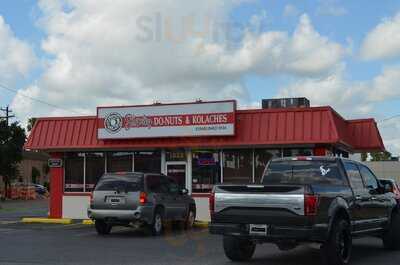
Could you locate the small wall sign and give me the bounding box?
[48,158,63,168]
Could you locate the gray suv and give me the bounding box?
[88,172,196,235]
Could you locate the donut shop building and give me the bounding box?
[25,99,385,221]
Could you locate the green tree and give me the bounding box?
[370,151,392,161]
[0,120,26,197]
[361,153,368,161]
[27,117,37,132]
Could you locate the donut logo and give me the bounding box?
[104,112,123,134]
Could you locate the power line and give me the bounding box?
[378,114,400,124]
[0,83,84,115]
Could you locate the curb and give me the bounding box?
[82,220,209,227]
[22,218,73,224]
[193,221,209,228]
[21,218,209,227]
[82,219,94,225]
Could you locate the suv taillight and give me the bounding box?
[209,192,215,215]
[304,194,319,216]
[139,192,147,205]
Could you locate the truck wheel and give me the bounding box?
[184,208,196,230]
[150,209,164,236]
[383,212,400,250]
[322,219,352,265]
[95,220,112,235]
[223,236,256,262]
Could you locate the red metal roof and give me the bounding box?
[25,106,385,152]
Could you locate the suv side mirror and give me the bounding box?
[181,188,189,195]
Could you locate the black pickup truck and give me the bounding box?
[209,157,400,265]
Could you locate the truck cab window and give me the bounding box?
[344,162,364,191]
[359,165,379,191]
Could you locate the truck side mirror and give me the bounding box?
[181,188,189,195]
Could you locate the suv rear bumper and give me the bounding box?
[87,206,153,224]
[209,223,328,243]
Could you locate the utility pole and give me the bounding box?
[0,105,15,126]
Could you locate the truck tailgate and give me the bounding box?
[212,185,310,226]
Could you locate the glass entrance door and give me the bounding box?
[165,162,186,189]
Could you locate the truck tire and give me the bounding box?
[383,211,400,250]
[95,220,112,235]
[321,219,352,265]
[150,209,164,236]
[223,236,256,262]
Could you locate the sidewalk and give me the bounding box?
[0,198,49,222]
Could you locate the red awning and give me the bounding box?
[25,106,385,152]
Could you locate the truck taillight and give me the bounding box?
[89,192,94,204]
[304,194,319,216]
[209,192,215,215]
[139,192,147,205]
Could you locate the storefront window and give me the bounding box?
[192,150,221,193]
[85,153,105,191]
[166,149,186,161]
[283,148,313,157]
[107,152,133,173]
[254,149,281,183]
[134,151,161,173]
[222,149,253,184]
[64,153,84,192]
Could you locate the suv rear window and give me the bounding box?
[95,174,143,192]
[262,160,344,185]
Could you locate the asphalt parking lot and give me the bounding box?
[0,221,399,265]
[0,199,48,222]
[1,200,400,265]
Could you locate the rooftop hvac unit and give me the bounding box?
[262,97,310,109]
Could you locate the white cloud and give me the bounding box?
[316,0,348,17]
[249,9,268,31]
[0,16,36,83]
[10,1,344,128]
[214,14,345,76]
[283,4,299,18]
[378,118,400,157]
[277,64,400,155]
[360,12,400,60]
[368,66,400,101]
[277,66,372,116]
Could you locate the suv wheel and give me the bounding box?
[184,208,196,230]
[151,210,164,236]
[223,235,256,262]
[95,220,112,235]
[322,219,352,265]
[383,211,400,250]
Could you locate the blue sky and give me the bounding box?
[1,0,400,154]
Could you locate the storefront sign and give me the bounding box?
[97,101,236,139]
[48,158,63,168]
